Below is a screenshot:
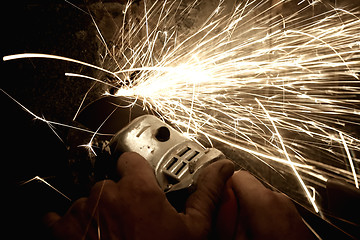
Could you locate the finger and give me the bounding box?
[43,211,61,228]
[117,152,157,180]
[185,159,234,231]
[43,211,89,240]
[215,178,238,239]
[117,152,161,195]
[43,211,87,239]
[88,180,118,207]
[231,170,273,208]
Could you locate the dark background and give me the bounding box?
[2,0,360,239]
[3,1,103,238]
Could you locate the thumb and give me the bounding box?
[184,159,234,234]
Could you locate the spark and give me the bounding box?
[21,176,71,202]
[102,0,360,213]
[3,53,121,82]
[256,97,319,212]
[3,0,360,220]
[1,89,111,137]
[78,107,119,156]
[339,131,359,189]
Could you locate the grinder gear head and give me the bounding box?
[109,115,225,193]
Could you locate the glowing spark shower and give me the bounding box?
[3,0,360,231]
[105,0,360,215]
[94,0,360,214]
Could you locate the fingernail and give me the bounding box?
[219,160,235,177]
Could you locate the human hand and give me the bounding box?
[44,152,234,240]
[216,171,315,240]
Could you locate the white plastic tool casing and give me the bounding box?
[110,115,224,192]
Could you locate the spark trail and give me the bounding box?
[21,176,72,201]
[99,0,360,213]
[3,0,360,222]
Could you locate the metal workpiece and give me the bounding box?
[110,115,225,192]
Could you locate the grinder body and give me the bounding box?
[109,115,225,193]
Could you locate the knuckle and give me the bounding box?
[127,176,163,198]
[261,189,284,205]
[69,197,88,214]
[90,180,118,205]
[261,190,296,211]
[119,151,140,161]
[92,179,114,193]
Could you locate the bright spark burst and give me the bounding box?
[103,0,360,214]
[3,0,360,220]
